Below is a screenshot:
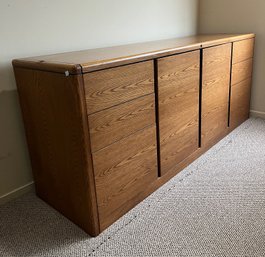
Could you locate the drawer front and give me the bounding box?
[202,43,231,147]
[88,94,156,152]
[158,51,199,175]
[232,58,253,85]
[233,38,254,64]
[93,125,157,230]
[230,78,252,129]
[84,61,154,114]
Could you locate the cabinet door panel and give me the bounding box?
[233,38,254,64]
[88,94,155,152]
[202,44,231,147]
[93,126,157,230]
[232,58,253,86]
[158,51,199,176]
[230,78,252,129]
[84,61,154,114]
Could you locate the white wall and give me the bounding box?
[199,0,265,117]
[0,0,199,203]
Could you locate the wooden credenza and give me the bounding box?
[13,34,255,236]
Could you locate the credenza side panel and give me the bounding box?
[158,51,200,176]
[13,68,100,236]
[202,44,231,147]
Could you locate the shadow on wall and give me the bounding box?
[0,74,32,196]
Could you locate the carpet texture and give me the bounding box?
[1,118,265,257]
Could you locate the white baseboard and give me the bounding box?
[250,110,265,119]
[0,181,35,205]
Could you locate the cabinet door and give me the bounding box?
[84,61,158,231]
[202,44,231,147]
[233,38,254,64]
[230,78,252,129]
[93,126,157,231]
[230,38,254,128]
[158,51,200,176]
[84,61,154,114]
[88,94,156,152]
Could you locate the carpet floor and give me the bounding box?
[1,118,265,257]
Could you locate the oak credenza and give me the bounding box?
[13,34,255,236]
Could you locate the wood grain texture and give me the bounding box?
[13,67,100,236]
[158,51,200,175]
[231,58,253,86]
[11,33,256,236]
[233,38,255,64]
[202,44,232,147]
[230,78,252,129]
[120,117,238,233]
[92,126,157,230]
[84,61,154,114]
[88,94,155,152]
[12,60,82,75]
[13,34,255,73]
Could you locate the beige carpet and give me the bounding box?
[1,118,265,257]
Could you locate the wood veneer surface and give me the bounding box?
[232,58,253,86]
[233,38,255,64]
[93,125,157,230]
[12,33,255,236]
[202,43,231,147]
[158,50,200,176]
[84,61,154,114]
[13,34,254,73]
[13,68,100,236]
[88,94,156,152]
[230,78,252,129]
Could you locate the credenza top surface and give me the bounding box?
[13,34,255,74]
